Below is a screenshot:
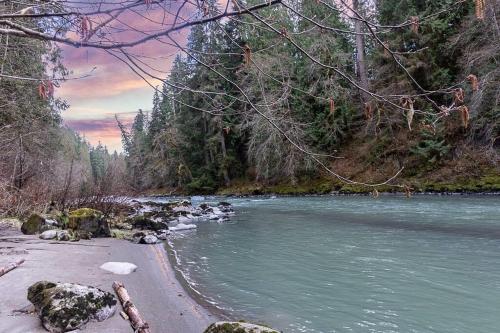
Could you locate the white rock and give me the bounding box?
[45,219,59,226]
[170,223,197,231]
[177,215,192,223]
[173,205,195,213]
[56,230,71,241]
[156,232,169,240]
[211,207,223,215]
[100,262,138,275]
[140,234,158,244]
[39,230,58,240]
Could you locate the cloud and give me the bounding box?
[56,6,192,151]
[65,113,136,152]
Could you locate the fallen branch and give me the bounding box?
[112,281,151,333]
[0,259,25,277]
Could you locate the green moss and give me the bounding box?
[68,208,109,237]
[69,208,103,218]
[21,214,45,235]
[110,229,133,240]
[417,172,500,193]
[28,281,117,331]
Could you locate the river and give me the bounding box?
[167,195,500,333]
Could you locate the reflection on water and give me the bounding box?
[168,196,500,333]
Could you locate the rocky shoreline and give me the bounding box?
[1,198,280,333]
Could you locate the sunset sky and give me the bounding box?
[57,4,193,152]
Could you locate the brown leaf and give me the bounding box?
[475,0,486,19]
[243,45,251,67]
[459,105,470,129]
[409,16,419,34]
[364,102,373,120]
[453,88,464,105]
[400,97,415,131]
[466,74,479,92]
[38,83,46,99]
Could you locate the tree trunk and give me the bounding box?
[112,281,151,333]
[353,0,369,103]
[61,158,74,209]
[219,129,230,186]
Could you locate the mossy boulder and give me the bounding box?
[204,322,280,333]
[68,208,110,237]
[21,214,59,235]
[126,215,168,231]
[27,281,117,333]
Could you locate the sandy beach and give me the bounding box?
[0,230,216,333]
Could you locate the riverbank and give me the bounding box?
[0,230,215,332]
[143,173,500,197]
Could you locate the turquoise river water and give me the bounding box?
[166,195,500,333]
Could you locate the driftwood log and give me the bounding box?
[0,259,25,277]
[112,281,151,333]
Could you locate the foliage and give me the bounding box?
[117,0,498,194]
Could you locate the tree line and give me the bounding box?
[0,1,127,216]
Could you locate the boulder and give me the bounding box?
[204,322,279,333]
[39,230,58,240]
[128,216,168,231]
[156,229,170,240]
[99,262,137,275]
[21,214,48,235]
[139,234,158,244]
[27,281,117,333]
[56,230,71,241]
[68,208,110,237]
[75,230,92,240]
[169,223,197,231]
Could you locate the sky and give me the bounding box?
[57,3,193,152]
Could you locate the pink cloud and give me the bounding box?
[57,3,194,151]
[65,113,135,152]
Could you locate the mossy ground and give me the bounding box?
[215,170,500,196]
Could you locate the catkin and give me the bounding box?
[475,0,486,20]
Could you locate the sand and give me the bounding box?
[0,231,216,333]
